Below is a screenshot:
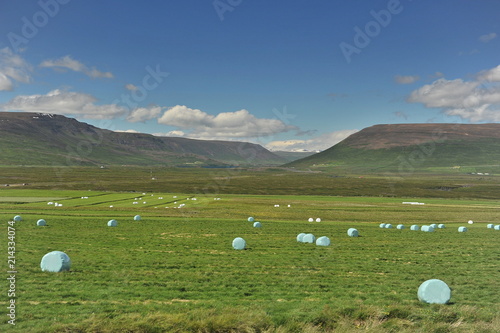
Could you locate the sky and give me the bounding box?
[1,0,500,152]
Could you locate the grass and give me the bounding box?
[1,186,500,332]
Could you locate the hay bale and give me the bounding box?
[316,236,330,246]
[430,223,437,229]
[487,224,494,229]
[417,279,451,304]
[297,233,306,242]
[247,217,254,222]
[468,220,474,224]
[385,224,393,229]
[253,222,262,228]
[37,219,47,226]
[410,225,419,231]
[494,225,500,230]
[315,218,321,222]
[232,237,246,250]
[379,223,386,228]
[396,224,405,230]
[308,218,314,222]
[134,215,141,221]
[421,225,434,232]
[40,251,71,272]
[458,226,468,232]
[347,228,359,237]
[438,224,445,229]
[302,233,316,243]
[13,215,22,222]
[107,219,118,227]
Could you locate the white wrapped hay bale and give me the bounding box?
[458,226,468,232]
[438,224,445,229]
[302,233,316,244]
[316,236,330,246]
[430,224,437,229]
[134,215,141,221]
[308,218,314,222]
[487,224,494,229]
[347,228,359,237]
[40,251,71,272]
[13,215,22,222]
[297,233,306,242]
[108,219,118,227]
[253,222,262,228]
[37,219,47,226]
[379,223,386,228]
[417,279,451,304]
[315,218,321,222]
[385,224,393,229]
[232,237,246,250]
[410,225,420,231]
[421,225,434,232]
[494,225,500,231]
[468,220,474,224]
[247,217,254,222]
[396,224,405,230]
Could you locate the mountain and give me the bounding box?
[0,112,287,166]
[286,123,500,171]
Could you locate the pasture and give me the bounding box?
[1,188,500,332]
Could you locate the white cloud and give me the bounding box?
[407,65,500,122]
[153,130,186,137]
[266,130,358,152]
[40,55,113,79]
[115,129,140,133]
[125,83,138,91]
[0,47,32,91]
[477,65,500,82]
[0,89,126,119]
[479,32,497,43]
[127,106,163,123]
[394,75,420,84]
[157,105,296,139]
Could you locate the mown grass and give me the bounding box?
[1,188,500,332]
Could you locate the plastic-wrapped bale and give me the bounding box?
[347,228,359,237]
[396,224,405,230]
[494,225,500,231]
[302,233,316,244]
[468,220,474,224]
[421,225,434,232]
[385,224,393,229]
[253,222,262,228]
[487,224,494,229]
[297,233,306,242]
[134,215,141,221]
[247,217,254,222]
[315,218,321,222]
[379,223,386,228]
[417,279,451,304]
[316,236,330,246]
[458,226,468,232]
[40,251,71,272]
[108,219,118,227]
[37,219,47,226]
[430,223,438,229]
[232,237,246,250]
[410,225,419,231]
[13,215,22,222]
[308,218,314,222]
[438,224,445,229]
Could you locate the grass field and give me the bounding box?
[1,187,500,332]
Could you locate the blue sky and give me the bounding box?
[1,0,500,151]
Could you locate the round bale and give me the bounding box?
[253,222,262,228]
[13,215,22,222]
[438,224,445,229]
[380,223,387,228]
[421,225,434,232]
[347,228,359,237]
[108,219,118,227]
[308,218,314,222]
[494,225,500,230]
[297,233,306,242]
[40,251,71,272]
[385,224,393,229]
[248,217,254,222]
[468,220,474,224]
[430,223,438,229]
[316,236,330,246]
[37,219,47,226]
[302,233,316,244]
[487,224,494,229]
[458,226,468,232]
[134,215,141,221]
[232,237,246,250]
[315,218,321,222]
[397,224,405,230]
[417,279,451,304]
[410,225,420,231]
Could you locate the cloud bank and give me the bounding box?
[0,47,32,91]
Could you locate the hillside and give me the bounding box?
[287,123,500,171]
[0,112,286,166]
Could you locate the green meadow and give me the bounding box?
[1,185,500,332]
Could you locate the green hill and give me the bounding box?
[287,123,500,172]
[0,112,286,166]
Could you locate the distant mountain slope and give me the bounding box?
[287,123,500,170]
[0,112,286,166]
